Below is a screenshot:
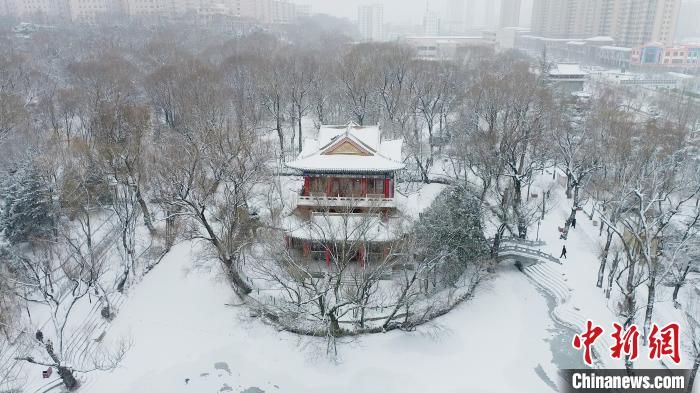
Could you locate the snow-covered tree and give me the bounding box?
[1,157,57,245]
[414,185,490,289]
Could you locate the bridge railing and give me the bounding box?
[497,245,562,265]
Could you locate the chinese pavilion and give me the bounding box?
[284,123,405,270]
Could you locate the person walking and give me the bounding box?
[571,217,577,229]
[560,245,567,259]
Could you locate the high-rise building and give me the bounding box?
[482,0,497,27]
[67,0,120,22]
[530,0,680,46]
[423,8,441,35]
[499,0,521,27]
[8,0,70,20]
[1,0,308,24]
[122,0,171,16]
[444,0,466,33]
[358,3,384,41]
[296,4,312,18]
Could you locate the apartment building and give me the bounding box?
[530,0,681,47]
[3,0,305,23]
[358,3,384,42]
[499,0,521,28]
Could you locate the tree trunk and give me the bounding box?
[46,342,79,390]
[643,269,657,343]
[513,177,527,239]
[134,185,156,236]
[298,112,303,153]
[562,184,580,234]
[597,229,613,288]
[606,252,620,299]
[565,172,573,199]
[276,99,284,154]
[624,256,637,324]
[223,258,252,296]
[57,366,78,390]
[328,312,342,337]
[672,263,692,307]
[491,224,506,258]
[687,352,700,393]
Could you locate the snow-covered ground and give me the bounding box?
[82,240,562,393]
[15,174,693,393]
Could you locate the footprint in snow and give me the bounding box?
[214,361,232,375]
[241,388,265,393]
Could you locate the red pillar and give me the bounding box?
[326,176,332,196]
[325,248,331,266]
[361,178,368,196]
[303,241,310,257]
[303,176,311,196]
[284,235,289,249]
[384,178,391,198]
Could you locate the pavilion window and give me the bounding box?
[367,178,384,195]
[351,178,362,196]
[340,178,353,197]
[329,178,340,197]
[310,177,325,194]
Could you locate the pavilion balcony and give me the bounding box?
[295,192,396,209]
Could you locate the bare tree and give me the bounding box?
[153,125,268,296]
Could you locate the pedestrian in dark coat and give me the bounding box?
[571,217,577,229]
[560,245,567,259]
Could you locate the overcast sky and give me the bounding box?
[300,0,533,26]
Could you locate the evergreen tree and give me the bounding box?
[415,185,489,287]
[1,158,57,244]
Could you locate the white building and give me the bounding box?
[404,35,497,61]
[547,63,588,94]
[358,3,384,42]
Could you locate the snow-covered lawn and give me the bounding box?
[83,240,561,393]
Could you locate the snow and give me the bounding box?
[286,212,403,241]
[84,242,560,393]
[288,123,404,173]
[527,172,694,370]
[18,175,692,393]
[286,154,405,173]
[396,183,446,220]
[317,124,381,152]
[550,63,587,76]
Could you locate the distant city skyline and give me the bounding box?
[302,0,533,26]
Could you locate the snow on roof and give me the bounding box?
[585,36,614,42]
[667,72,693,79]
[549,63,587,76]
[599,45,632,51]
[287,123,404,173]
[287,154,405,173]
[317,123,380,151]
[286,213,402,242]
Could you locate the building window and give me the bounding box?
[367,178,385,196]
